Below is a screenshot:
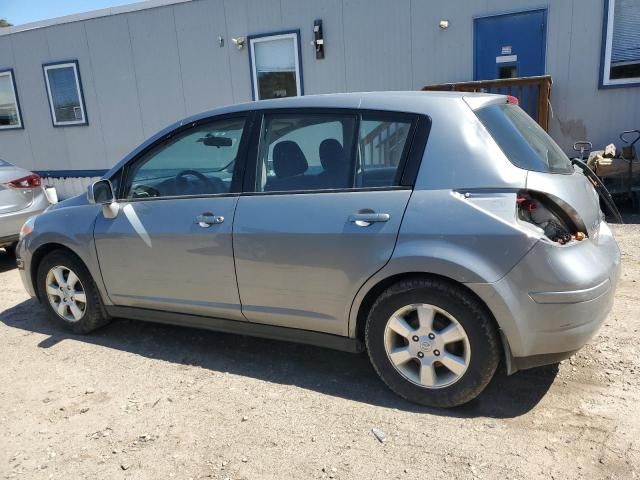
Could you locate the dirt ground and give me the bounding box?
[1,224,639,480]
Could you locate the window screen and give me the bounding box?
[43,62,87,126]
[0,70,22,130]
[602,0,640,85]
[250,33,302,100]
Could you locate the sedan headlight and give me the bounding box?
[19,216,37,240]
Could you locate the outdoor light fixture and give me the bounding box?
[313,19,324,59]
[218,35,224,48]
[439,20,449,29]
[231,36,246,49]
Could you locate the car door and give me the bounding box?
[233,109,426,336]
[94,114,250,320]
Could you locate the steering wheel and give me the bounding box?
[175,169,216,192]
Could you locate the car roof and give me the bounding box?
[105,91,505,178]
[179,91,504,125]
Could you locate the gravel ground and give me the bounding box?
[0,224,639,480]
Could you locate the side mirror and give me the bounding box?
[88,179,115,204]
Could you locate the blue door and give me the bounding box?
[474,9,547,81]
[474,10,547,119]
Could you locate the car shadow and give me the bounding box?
[0,251,16,273]
[0,298,558,419]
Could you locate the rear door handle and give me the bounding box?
[196,213,224,227]
[348,212,391,226]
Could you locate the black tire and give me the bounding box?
[4,243,17,257]
[36,250,111,334]
[365,277,501,408]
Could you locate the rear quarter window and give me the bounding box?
[475,103,573,174]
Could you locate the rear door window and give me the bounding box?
[255,110,417,192]
[475,103,573,174]
[356,115,414,187]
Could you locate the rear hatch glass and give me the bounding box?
[476,101,608,236]
[475,103,573,174]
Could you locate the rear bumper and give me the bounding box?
[469,221,621,371]
[0,191,50,241]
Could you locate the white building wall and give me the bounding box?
[0,0,638,198]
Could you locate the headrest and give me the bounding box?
[273,141,308,178]
[319,139,347,172]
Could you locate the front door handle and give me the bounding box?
[348,212,391,227]
[196,213,224,227]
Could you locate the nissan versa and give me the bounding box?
[16,92,620,408]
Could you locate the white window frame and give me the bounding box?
[43,61,88,126]
[248,31,303,101]
[600,0,640,88]
[0,69,23,130]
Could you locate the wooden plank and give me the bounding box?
[421,75,553,131]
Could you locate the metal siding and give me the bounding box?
[222,0,253,103]
[410,0,478,88]
[342,0,412,92]
[280,0,347,94]
[0,36,34,167]
[84,15,145,167]
[45,23,108,168]
[127,6,187,137]
[9,30,71,172]
[550,0,640,152]
[173,0,235,113]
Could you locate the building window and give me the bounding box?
[0,69,23,130]
[601,0,640,87]
[249,31,303,100]
[43,61,88,126]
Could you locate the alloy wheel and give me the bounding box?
[383,303,471,389]
[45,266,87,323]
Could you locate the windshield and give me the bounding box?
[0,159,11,167]
[476,103,573,174]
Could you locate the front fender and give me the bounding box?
[20,204,112,305]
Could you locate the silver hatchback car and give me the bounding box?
[17,92,620,407]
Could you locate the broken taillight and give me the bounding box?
[506,95,519,105]
[517,191,586,245]
[6,174,42,189]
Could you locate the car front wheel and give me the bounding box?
[365,278,501,408]
[37,250,111,334]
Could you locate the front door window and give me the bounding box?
[123,117,246,199]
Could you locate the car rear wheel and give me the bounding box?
[37,250,111,334]
[365,278,500,408]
